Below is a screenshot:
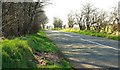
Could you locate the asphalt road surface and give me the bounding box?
[45,30,119,68]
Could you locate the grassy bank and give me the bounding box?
[60,28,120,41]
[0,30,72,69]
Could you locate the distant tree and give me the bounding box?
[36,10,48,29]
[53,17,63,28]
[81,3,97,30]
[118,2,120,35]
[65,2,120,36]
[109,7,119,33]
[97,10,108,32]
[75,12,84,30]
[89,11,99,31]
[67,12,75,28]
[40,13,48,29]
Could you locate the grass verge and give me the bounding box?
[0,30,72,69]
[60,28,120,41]
[52,28,62,30]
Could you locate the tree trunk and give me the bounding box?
[78,23,83,30]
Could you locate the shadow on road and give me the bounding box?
[45,30,119,68]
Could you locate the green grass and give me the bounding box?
[0,30,72,69]
[52,28,62,30]
[60,28,120,41]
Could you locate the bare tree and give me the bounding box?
[81,3,97,30]
[39,11,48,29]
[2,1,49,38]
[53,17,63,28]
[118,1,120,24]
[67,12,75,28]
[109,7,119,33]
[75,12,84,30]
[96,10,108,32]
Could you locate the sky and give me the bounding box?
[43,0,120,25]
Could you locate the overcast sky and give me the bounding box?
[44,0,119,25]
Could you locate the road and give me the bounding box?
[45,30,119,68]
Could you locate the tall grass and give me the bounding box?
[1,30,71,69]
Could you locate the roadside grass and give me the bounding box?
[52,28,62,30]
[60,28,120,40]
[1,30,72,69]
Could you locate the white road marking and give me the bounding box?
[81,38,119,51]
[51,31,59,32]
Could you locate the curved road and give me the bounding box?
[45,30,119,68]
